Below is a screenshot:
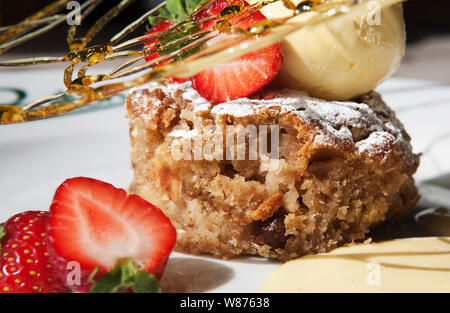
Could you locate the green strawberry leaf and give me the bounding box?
[87,266,100,284]
[148,0,208,24]
[129,270,161,293]
[166,0,188,21]
[90,258,161,293]
[185,0,204,14]
[148,8,170,26]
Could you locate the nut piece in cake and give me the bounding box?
[126,81,420,261]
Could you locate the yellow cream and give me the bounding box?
[258,0,406,100]
[260,237,450,292]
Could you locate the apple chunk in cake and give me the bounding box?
[126,81,420,260]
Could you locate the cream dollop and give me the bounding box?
[258,0,406,100]
[260,237,450,292]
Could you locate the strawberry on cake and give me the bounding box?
[127,0,420,260]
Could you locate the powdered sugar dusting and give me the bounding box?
[211,88,393,153]
[128,81,211,120]
[356,131,395,159]
[128,81,412,160]
[168,128,198,139]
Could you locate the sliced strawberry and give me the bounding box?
[144,21,188,84]
[48,177,176,292]
[191,43,282,103]
[191,0,283,104]
[0,211,68,293]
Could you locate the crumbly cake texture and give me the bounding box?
[126,80,420,261]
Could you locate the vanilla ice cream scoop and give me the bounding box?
[260,0,406,100]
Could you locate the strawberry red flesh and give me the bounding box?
[48,177,176,292]
[191,42,282,104]
[0,211,68,293]
[190,0,283,104]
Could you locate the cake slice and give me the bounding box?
[126,80,420,260]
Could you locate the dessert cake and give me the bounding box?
[126,80,420,260]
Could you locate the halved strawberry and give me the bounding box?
[191,42,282,104]
[144,21,188,84]
[190,0,283,104]
[0,211,69,293]
[48,177,176,292]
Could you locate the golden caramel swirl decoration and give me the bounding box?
[0,0,403,124]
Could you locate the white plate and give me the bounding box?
[1,69,450,292]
